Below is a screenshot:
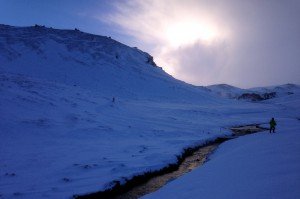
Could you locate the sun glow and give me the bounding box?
[164,20,219,47]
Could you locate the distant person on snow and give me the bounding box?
[269,118,277,133]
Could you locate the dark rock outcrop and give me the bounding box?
[238,92,277,101]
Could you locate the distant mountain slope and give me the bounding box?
[0,24,212,102]
[207,83,300,101]
[250,84,300,96]
[206,84,246,98]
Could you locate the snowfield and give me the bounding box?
[0,25,299,199]
[143,118,300,199]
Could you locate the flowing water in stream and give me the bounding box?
[77,125,267,199]
[113,144,218,199]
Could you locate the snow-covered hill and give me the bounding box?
[0,24,211,102]
[0,25,299,199]
[206,84,246,98]
[207,83,300,101]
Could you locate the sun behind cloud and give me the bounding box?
[104,0,231,85]
[164,20,219,47]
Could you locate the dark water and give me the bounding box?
[113,144,218,199]
[113,125,267,199]
[76,125,266,199]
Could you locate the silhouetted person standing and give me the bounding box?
[269,118,277,133]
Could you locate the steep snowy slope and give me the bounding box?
[0,24,211,102]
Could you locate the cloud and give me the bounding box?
[103,0,230,43]
[157,40,229,85]
[97,0,300,88]
[99,0,231,85]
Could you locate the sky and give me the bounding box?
[0,0,299,88]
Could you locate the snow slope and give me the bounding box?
[0,25,299,199]
[0,24,210,102]
[206,84,246,98]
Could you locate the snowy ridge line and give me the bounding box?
[0,24,215,101]
[74,124,267,199]
[73,137,230,199]
[206,83,300,101]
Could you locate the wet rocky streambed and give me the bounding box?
[75,124,268,199]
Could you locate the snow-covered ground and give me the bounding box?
[143,118,300,199]
[0,25,299,198]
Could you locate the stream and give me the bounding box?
[76,124,267,199]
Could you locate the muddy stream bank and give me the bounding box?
[75,124,267,199]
